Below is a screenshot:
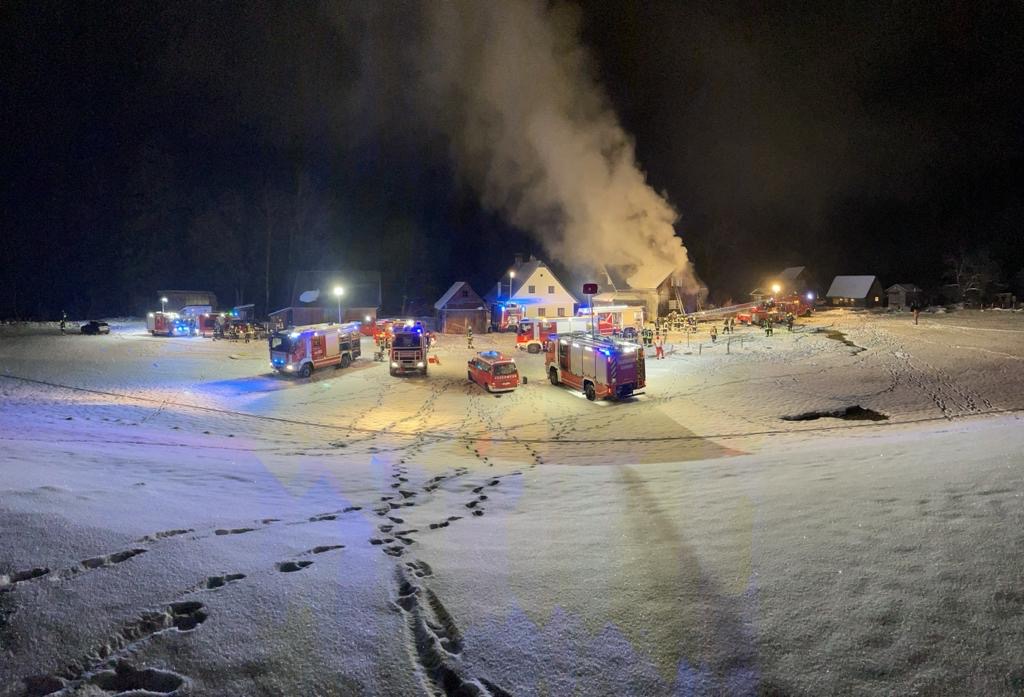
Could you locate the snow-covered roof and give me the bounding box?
[826,276,880,299]
[434,282,474,310]
[886,283,922,293]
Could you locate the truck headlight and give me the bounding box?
[285,364,294,371]
[416,361,424,368]
[391,361,399,368]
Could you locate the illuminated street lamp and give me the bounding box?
[771,283,781,296]
[508,270,516,299]
[333,286,344,323]
[160,296,168,312]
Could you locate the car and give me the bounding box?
[467,351,519,393]
[620,326,638,340]
[80,320,110,335]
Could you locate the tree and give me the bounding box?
[943,250,1000,305]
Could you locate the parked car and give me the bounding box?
[80,320,110,335]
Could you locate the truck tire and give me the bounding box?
[527,343,541,354]
[340,354,352,369]
[549,368,559,386]
[300,363,313,378]
[584,382,596,401]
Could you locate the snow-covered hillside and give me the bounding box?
[2,311,1023,696]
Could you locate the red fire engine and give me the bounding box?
[545,332,646,401]
[736,295,813,325]
[491,302,524,332]
[467,351,520,392]
[269,322,362,378]
[390,325,428,376]
[516,317,591,353]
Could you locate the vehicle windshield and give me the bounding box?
[392,333,422,348]
[493,362,517,376]
[269,335,292,352]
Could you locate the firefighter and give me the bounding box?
[710,325,718,343]
[466,326,474,349]
[786,312,795,331]
[765,318,774,337]
[59,311,67,335]
[654,333,665,360]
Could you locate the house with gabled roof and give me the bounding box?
[589,262,705,319]
[886,283,923,309]
[485,255,577,321]
[826,275,884,308]
[434,282,488,334]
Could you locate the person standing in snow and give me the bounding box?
[710,325,718,343]
[466,326,474,349]
[786,313,795,331]
[654,333,665,359]
[59,311,67,335]
[911,302,920,325]
[765,318,773,337]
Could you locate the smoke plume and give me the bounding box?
[412,0,699,291]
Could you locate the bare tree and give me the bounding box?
[944,250,1000,304]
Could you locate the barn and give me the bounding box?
[434,282,488,334]
[826,276,884,308]
[886,284,923,310]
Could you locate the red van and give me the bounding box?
[467,351,520,393]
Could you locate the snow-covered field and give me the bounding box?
[2,311,1023,696]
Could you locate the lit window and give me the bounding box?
[557,307,566,317]
[528,285,536,294]
[537,307,546,317]
[548,285,555,294]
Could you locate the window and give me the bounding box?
[557,307,566,317]
[537,307,546,317]
[528,285,535,294]
[548,285,555,294]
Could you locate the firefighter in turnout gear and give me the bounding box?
[466,326,474,349]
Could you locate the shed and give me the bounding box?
[434,282,488,334]
[269,270,381,331]
[885,284,923,310]
[826,276,884,308]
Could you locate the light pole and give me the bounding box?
[160,296,168,312]
[771,283,781,296]
[333,286,344,323]
[508,270,515,300]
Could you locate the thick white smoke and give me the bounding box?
[416,0,700,291]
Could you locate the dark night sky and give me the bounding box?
[2,0,1022,318]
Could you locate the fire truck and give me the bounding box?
[491,302,524,332]
[146,311,195,337]
[389,325,428,376]
[269,322,362,378]
[545,332,645,401]
[467,351,520,392]
[735,295,813,325]
[516,317,591,353]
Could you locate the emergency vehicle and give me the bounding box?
[735,295,812,325]
[545,332,645,401]
[491,302,524,332]
[467,351,520,392]
[389,325,428,376]
[269,322,362,378]
[516,317,591,353]
[146,311,195,337]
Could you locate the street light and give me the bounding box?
[508,270,515,299]
[160,296,168,312]
[771,283,781,295]
[333,286,344,323]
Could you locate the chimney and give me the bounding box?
[513,253,524,267]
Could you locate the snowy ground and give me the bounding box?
[1,310,1023,696]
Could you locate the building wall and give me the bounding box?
[438,309,488,334]
[511,266,577,320]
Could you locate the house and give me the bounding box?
[826,276,884,308]
[269,270,381,331]
[157,290,217,313]
[590,262,705,319]
[434,282,488,334]
[486,255,577,321]
[885,284,923,310]
[751,267,821,302]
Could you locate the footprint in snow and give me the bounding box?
[275,560,313,573]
